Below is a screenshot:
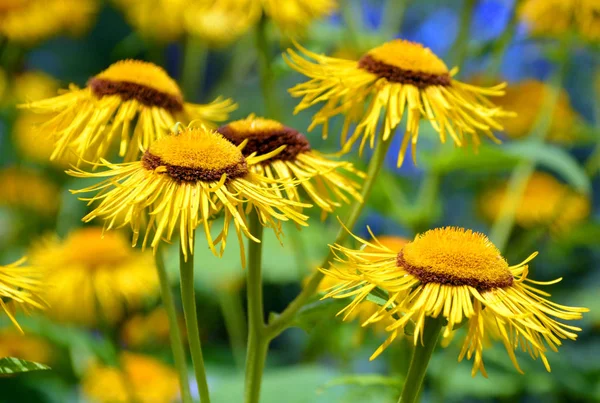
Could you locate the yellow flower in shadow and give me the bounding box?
[121,308,186,349]
[30,227,159,327]
[520,0,600,41]
[0,329,52,364]
[0,168,60,217]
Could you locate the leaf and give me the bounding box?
[426,144,520,173]
[289,297,349,332]
[502,141,591,194]
[318,374,402,393]
[0,357,50,375]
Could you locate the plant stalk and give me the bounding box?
[397,316,445,403]
[266,132,394,339]
[182,36,208,101]
[244,213,268,403]
[155,247,193,403]
[179,238,211,403]
[255,16,280,119]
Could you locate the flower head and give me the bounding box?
[20,60,236,164]
[69,126,309,263]
[82,352,179,403]
[0,330,52,364]
[495,80,582,143]
[322,227,587,376]
[0,0,98,43]
[480,171,590,233]
[185,0,261,47]
[262,0,337,36]
[0,168,60,217]
[218,115,364,215]
[30,227,159,327]
[7,70,60,104]
[0,258,46,332]
[121,308,186,349]
[113,0,187,42]
[520,0,600,41]
[286,39,513,166]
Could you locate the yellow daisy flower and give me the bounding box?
[0,329,52,364]
[185,0,261,48]
[262,0,337,36]
[68,126,309,263]
[0,258,46,332]
[520,0,600,41]
[113,0,187,42]
[321,226,587,376]
[0,0,98,43]
[121,308,186,349]
[217,115,364,215]
[0,168,60,217]
[82,352,179,403]
[286,39,513,166]
[480,171,591,233]
[495,80,582,143]
[19,60,236,164]
[7,70,60,104]
[30,227,159,327]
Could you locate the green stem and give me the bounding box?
[450,0,476,68]
[255,17,279,119]
[397,316,445,403]
[179,238,211,403]
[488,38,570,251]
[485,0,520,83]
[244,213,268,403]
[218,287,247,369]
[340,0,360,47]
[266,132,394,339]
[182,36,208,101]
[381,0,409,38]
[155,247,193,403]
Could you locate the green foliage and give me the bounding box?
[0,357,50,375]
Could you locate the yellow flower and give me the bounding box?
[321,227,587,377]
[0,0,98,43]
[495,80,582,143]
[20,60,237,164]
[185,0,261,48]
[520,0,600,41]
[0,168,60,217]
[218,115,364,215]
[30,227,159,327]
[286,39,513,167]
[113,0,187,42]
[479,171,590,233]
[0,258,46,332]
[82,352,179,403]
[10,71,60,104]
[121,308,186,349]
[69,126,309,264]
[262,0,337,36]
[0,330,52,364]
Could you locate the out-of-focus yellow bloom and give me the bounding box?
[185,0,261,47]
[218,116,364,216]
[20,60,236,164]
[0,258,46,332]
[0,168,59,217]
[113,0,187,42]
[10,71,60,104]
[121,308,186,349]
[82,352,180,403]
[480,171,591,233]
[0,329,52,364]
[322,227,587,376]
[520,0,600,41]
[495,80,582,143]
[30,227,159,327]
[262,0,337,36]
[286,39,513,167]
[69,126,309,264]
[0,68,7,101]
[0,0,98,43]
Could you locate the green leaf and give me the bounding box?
[502,141,591,194]
[0,357,50,375]
[289,297,349,332]
[318,374,402,392]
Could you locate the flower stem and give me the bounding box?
[450,0,476,68]
[179,238,211,403]
[244,212,268,403]
[266,132,394,339]
[254,16,280,119]
[397,316,445,403]
[218,288,247,369]
[182,35,207,101]
[155,247,193,403]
